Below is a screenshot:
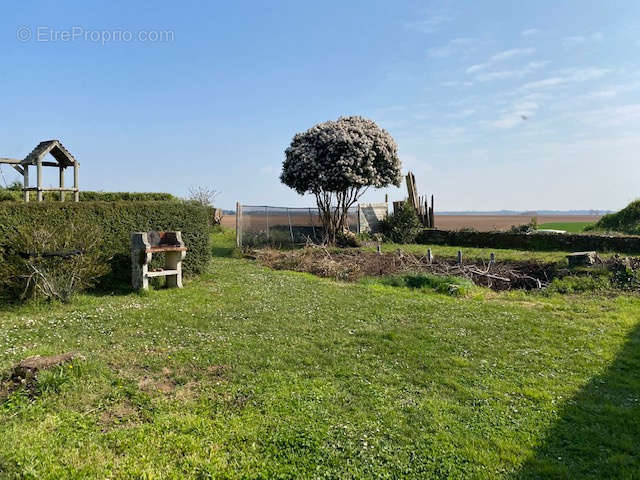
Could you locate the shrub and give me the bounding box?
[594,200,640,234]
[380,202,422,244]
[2,222,110,302]
[0,202,212,292]
[509,217,538,233]
[281,116,402,244]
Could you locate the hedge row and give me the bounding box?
[0,202,212,286]
[416,229,640,254]
[0,190,178,202]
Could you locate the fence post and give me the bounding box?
[235,202,242,247]
[309,208,317,241]
[265,206,269,242]
[287,207,294,245]
[357,204,361,234]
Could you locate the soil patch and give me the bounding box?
[252,248,557,291]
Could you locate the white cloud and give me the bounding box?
[521,77,565,90]
[563,32,604,48]
[521,67,610,90]
[427,38,476,58]
[465,48,540,78]
[406,14,453,34]
[491,47,535,61]
[466,63,490,74]
[521,28,539,36]
[475,60,549,82]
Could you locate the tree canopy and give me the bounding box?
[280,116,402,195]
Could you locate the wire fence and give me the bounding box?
[236,205,360,247]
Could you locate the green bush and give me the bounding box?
[380,202,422,244]
[594,200,640,234]
[0,190,178,203]
[0,202,212,292]
[2,222,110,302]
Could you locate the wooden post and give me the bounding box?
[427,248,433,263]
[59,166,65,202]
[430,195,435,229]
[73,162,79,202]
[23,165,29,202]
[490,252,495,263]
[377,244,382,255]
[265,206,269,242]
[357,204,361,234]
[235,202,242,247]
[36,159,43,202]
[457,250,463,265]
[287,208,294,244]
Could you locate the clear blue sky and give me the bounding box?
[1,1,639,211]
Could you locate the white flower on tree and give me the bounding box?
[281,116,402,244]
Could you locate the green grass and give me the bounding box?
[0,230,639,478]
[365,242,572,263]
[538,222,594,233]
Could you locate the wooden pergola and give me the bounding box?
[0,140,79,202]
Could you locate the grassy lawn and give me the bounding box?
[0,229,639,478]
[538,222,594,233]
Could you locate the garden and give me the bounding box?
[1,227,639,478]
[1,117,640,478]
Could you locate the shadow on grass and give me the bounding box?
[513,322,640,479]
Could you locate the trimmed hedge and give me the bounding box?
[416,229,640,254]
[0,190,178,202]
[0,202,212,286]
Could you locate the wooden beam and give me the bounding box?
[59,166,65,202]
[0,157,22,164]
[24,187,78,192]
[11,165,24,175]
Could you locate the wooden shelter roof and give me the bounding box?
[22,140,78,167]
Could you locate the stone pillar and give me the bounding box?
[36,159,43,202]
[165,250,186,288]
[131,232,150,291]
[23,165,29,202]
[73,162,79,202]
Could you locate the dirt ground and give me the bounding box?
[221,214,601,232]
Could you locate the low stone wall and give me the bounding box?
[416,229,640,254]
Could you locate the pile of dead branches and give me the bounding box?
[251,247,554,291]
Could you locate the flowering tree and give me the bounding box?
[281,116,402,244]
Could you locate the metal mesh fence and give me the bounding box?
[236,205,359,247]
